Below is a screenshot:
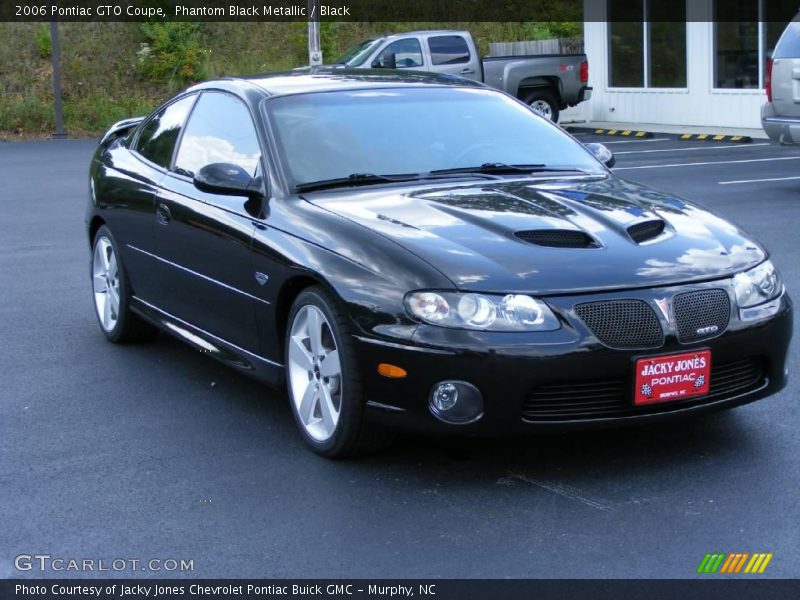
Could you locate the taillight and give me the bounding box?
[766,57,773,102]
[580,60,589,83]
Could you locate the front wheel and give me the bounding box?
[285,286,392,458]
[524,90,560,122]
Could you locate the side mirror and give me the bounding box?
[194,162,263,199]
[584,143,616,168]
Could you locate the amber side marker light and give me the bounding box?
[378,363,407,378]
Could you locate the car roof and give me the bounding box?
[187,68,486,98]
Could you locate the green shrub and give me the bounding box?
[0,94,53,133]
[137,22,207,83]
[35,24,51,58]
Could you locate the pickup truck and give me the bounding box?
[334,29,591,122]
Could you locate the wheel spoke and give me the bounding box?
[289,336,314,371]
[99,239,111,271]
[318,386,337,432]
[108,252,118,280]
[102,289,112,327]
[306,308,323,356]
[298,384,317,424]
[108,285,120,316]
[320,349,340,378]
[93,274,107,293]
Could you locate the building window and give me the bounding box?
[714,0,759,88]
[648,0,687,87]
[714,0,796,89]
[608,0,687,88]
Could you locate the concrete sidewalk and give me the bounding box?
[562,120,767,139]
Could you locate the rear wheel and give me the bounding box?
[91,225,157,343]
[285,286,392,458]
[524,90,560,122]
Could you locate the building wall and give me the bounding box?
[583,0,767,128]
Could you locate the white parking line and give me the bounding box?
[613,156,800,171]
[615,143,769,155]
[719,175,800,185]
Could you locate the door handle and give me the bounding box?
[157,203,171,225]
[460,68,475,75]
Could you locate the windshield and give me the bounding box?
[335,38,384,66]
[265,87,607,188]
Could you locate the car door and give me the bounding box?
[425,34,479,80]
[123,94,198,304]
[151,91,264,353]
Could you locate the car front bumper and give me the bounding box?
[355,285,793,436]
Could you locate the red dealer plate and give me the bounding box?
[634,350,711,406]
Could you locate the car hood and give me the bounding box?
[304,177,766,294]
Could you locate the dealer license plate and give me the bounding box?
[634,350,711,406]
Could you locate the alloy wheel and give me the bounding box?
[287,305,342,441]
[92,236,120,332]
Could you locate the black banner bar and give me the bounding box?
[2,580,800,600]
[1,0,798,23]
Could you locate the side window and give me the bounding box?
[174,92,261,178]
[428,36,471,66]
[134,95,196,168]
[373,39,424,69]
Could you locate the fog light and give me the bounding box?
[429,380,484,424]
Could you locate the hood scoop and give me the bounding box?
[515,229,599,249]
[627,219,666,244]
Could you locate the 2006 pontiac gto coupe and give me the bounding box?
[87,70,792,456]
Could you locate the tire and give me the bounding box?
[91,225,158,343]
[524,90,560,122]
[284,285,393,458]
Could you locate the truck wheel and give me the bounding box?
[524,90,559,122]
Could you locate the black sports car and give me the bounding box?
[87,69,792,457]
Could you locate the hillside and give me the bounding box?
[0,21,580,138]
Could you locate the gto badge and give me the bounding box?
[254,272,269,286]
[696,325,719,336]
[654,298,672,323]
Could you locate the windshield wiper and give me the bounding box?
[294,172,421,193]
[430,163,590,176]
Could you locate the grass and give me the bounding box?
[0,21,581,138]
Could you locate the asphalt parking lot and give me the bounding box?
[1,133,798,579]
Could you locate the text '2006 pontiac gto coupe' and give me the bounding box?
[87,69,792,456]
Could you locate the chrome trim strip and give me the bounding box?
[127,244,270,305]
[366,400,407,413]
[132,296,284,368]
[353,335,456,355]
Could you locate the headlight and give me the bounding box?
[405,291,560,332]
[733,260,783,308]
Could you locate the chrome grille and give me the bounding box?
[574,300,664,349]
[673,289,731,343]
[521,357,764,422]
